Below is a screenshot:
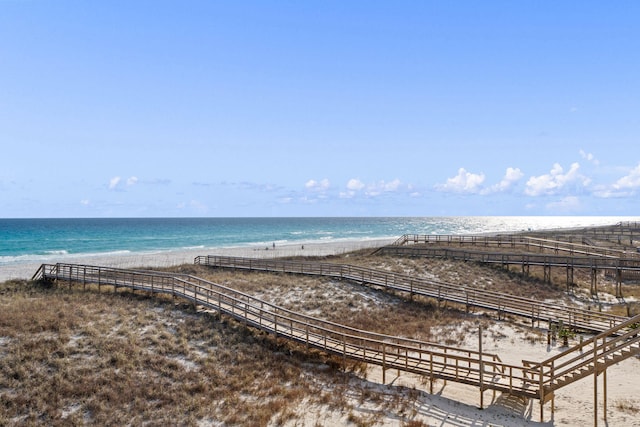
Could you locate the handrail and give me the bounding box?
[38,264,512,377]
[195,256,628,333]
[36,263,546,398]
[391,234,640,259]
[522,314,640,389]
[34,262,640,421]
[377,245,640,271]
[531,313,640,370]
[30,264,47,281]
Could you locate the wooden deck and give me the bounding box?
[33,262,640,423]
[375,237,640,297]
[196,255,628,333]
[389,234,640,260]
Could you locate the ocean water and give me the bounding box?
[0,216,637,268]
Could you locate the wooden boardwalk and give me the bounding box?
[376,237,640,297]
[528,221,640,247]
[390,234,640,260]
[196,255,628,333]
[33,262,640,423]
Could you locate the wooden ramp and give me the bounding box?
[195,255,628,333]
[375,240,640,298]
[389,234,640,260]
[32,263,640,424]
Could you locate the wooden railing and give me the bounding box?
[523,313,640,420]
[376,245,640,273]
[195,256,628,333]
[390,234,640,259]
[529,222,640,246]
[34,263,540,399]
[33,262,640,423]
[534,315,640,392]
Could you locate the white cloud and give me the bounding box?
[80,199,90,206]
[546,196,582,213]
[595,163,640,198]
[109,176,121,190]
[524,162,589,196]
[436,168,485,193]
[481,167,524,194]
[340,178,365,198]
[340,178,405,198]
[339,191,354,199]
[109,175,138,190]
[305,178,330,192]
[347,178,365,191]
[579,150,600,166]
[613,163,640,190]
[365,179,402,196]
[382,179,401,191]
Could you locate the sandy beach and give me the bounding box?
[0,238,395,282]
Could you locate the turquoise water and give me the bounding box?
[0,216,636,267]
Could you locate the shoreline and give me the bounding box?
[0,238,396,282]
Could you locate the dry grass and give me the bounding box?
[267,251,571,303]
[0,280,356,426]
[182,267,476,343]
[1,273,479,427]
[615,398,640,414]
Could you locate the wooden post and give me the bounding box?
[551,360,555,419]
[466,291,470,313]
[382,343,386,384]
[479,324,484,409]
[540,362,544,423]
[429,352,434,394]
[566,266,574,293]
[274,314,278,338]
[594,337,598,427]
[603,367,607,423]
[531,306,535,328]
[544,264,551,283]
[342,334,346,373]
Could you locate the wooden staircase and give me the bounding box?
[533,318,640,393]
[522,313,640,421]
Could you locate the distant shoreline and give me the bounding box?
[4,216,639,282]
[0,238,395,282]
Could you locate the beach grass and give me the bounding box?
[1,266,487,426]
[0,279,353,426]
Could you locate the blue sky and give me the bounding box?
[1,1,639,217]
